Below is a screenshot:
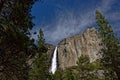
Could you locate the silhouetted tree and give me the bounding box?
[0,0,37,79]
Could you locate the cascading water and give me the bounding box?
[50,47,58,74]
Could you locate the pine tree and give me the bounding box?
[29,29,49,80]
[63,68,76,80]
[51,70,63,80]
[57,55,100,80]
[38,29,45,48]
[96,10,120,80]
[74,55,99,80]
[0,0,37,79]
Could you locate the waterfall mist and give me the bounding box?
[50,47,58,74]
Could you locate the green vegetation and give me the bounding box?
[96,10,120,80]
[0,0,120,80]
[0,0,36,80]
[29,29,49,80]
[50,55,101,80]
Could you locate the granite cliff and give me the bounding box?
[49,27,103,70]
[57,27,102,70]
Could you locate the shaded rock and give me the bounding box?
[45,43,55,68]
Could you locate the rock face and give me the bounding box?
[57,27,102,70]
[45,44,55,67]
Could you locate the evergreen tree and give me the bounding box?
[74,55,99,80]
[29,29,49,80]
[96,10,120,80]
[51,70,63,80]
[56,55,100,80]
[0,0,37,79]
[38,29,45,48]
[63,68,76,80]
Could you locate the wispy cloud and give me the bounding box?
[40,0,120,45]
[43,10,94,44]
[98,0,115,13]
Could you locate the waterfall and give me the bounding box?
[50,47,58,74]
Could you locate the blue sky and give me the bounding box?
[31,0,120,45]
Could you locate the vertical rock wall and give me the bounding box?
[57,27,102,70]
